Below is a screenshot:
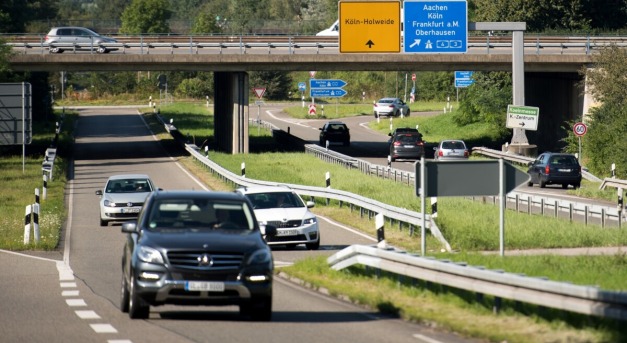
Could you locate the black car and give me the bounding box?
[388,129,424,161]
[527,152,582,189]
[319,121,350,146]
[120,190,277,320]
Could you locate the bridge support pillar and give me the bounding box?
[214,72,249,154]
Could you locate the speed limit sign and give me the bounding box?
[573,122,587,136]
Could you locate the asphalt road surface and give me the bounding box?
[0,107,478,343]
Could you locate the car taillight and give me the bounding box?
[464,150,469,157]
[545,165,550,174]
[417,141,424,146]
[438,150,443,157]
[393,141,401,146]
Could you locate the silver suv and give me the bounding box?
[44,27,118,54]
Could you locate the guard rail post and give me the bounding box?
[618,188,623,229]
[325,172,330,206]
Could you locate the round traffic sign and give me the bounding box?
[573,122,587,136]
[412,73,416,81]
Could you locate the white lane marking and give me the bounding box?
[75,310,101,319]
[60,282,77,288]
[0,249,59,262]
[265,110,321,129]
[90,324,118,333]
[108,340,133,343]
[57,261,74,281]
[413,333,445,343]
[62,290,80,297]
[66,299,87,307]
[317,215,378,242]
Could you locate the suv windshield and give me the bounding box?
[146,199,254,231]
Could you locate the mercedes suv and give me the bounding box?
[119,190,277,320]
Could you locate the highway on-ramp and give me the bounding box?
[0,107,477,343]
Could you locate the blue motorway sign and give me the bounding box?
[454,70,474,87]
[310,88,347,98]
[403,0,468,53]
[309,79,347,89]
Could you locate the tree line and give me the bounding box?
[0,0,626,177]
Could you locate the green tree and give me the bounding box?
[93,0,132,21]
[456,72,511,133]
[249,71,292,100]
[120,0,171,34]
[190,4,221,34]
[0,38,13,79]
[0,0,57,33]
[582,46,627,178]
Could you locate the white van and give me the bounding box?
[316,20,339,36]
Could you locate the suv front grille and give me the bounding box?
[266,220,302,228]
[167,251,244,271]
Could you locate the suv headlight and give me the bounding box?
[246,249,272,266]
[303,217,317,225]
[103,199,116,207]
[137,246,164,264]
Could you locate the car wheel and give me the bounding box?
[390,156,396,162]
[527,180,533,187]
[374,112,378,118]
[539,176,546,188]
[574,183,581,189]
[405,109,410,116]
[96,46,107,54]
[306,238,320,250]
[241,296,272,321]
[100,219,108,227]
[128,274,149,319]
[561,184,569,189]
[120,274,130,313]
[49,47,62,54]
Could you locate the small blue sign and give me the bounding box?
[310,88,347,98]
[403,1,468,53]
[454,70,474,88]
[298,82,306,92]
[310,79,347,89]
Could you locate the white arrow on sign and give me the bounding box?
[409,39,421,48]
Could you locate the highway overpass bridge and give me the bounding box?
[6,31,605,154]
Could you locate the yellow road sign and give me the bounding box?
[339,1,401,53]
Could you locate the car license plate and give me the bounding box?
[403,145,413,148]
[558,169,572,172]
[277,229,298,237]
[122,208,140,213]
[185,281,225,292]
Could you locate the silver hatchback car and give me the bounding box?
[95,174,157,226]
[433,140,469,161]
[45,27,118,54]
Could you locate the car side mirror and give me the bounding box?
[388,133,392,136]
[95,190,103,196]
[306,201,315,208]
[121,222,139,234]
[319,128,323,131]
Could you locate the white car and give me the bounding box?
[373,97,411,118]
[45,26,118,54]
[236,185,320,250]
[95,174,157,226]
[433,140,469,161]
[316,20,339,36]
